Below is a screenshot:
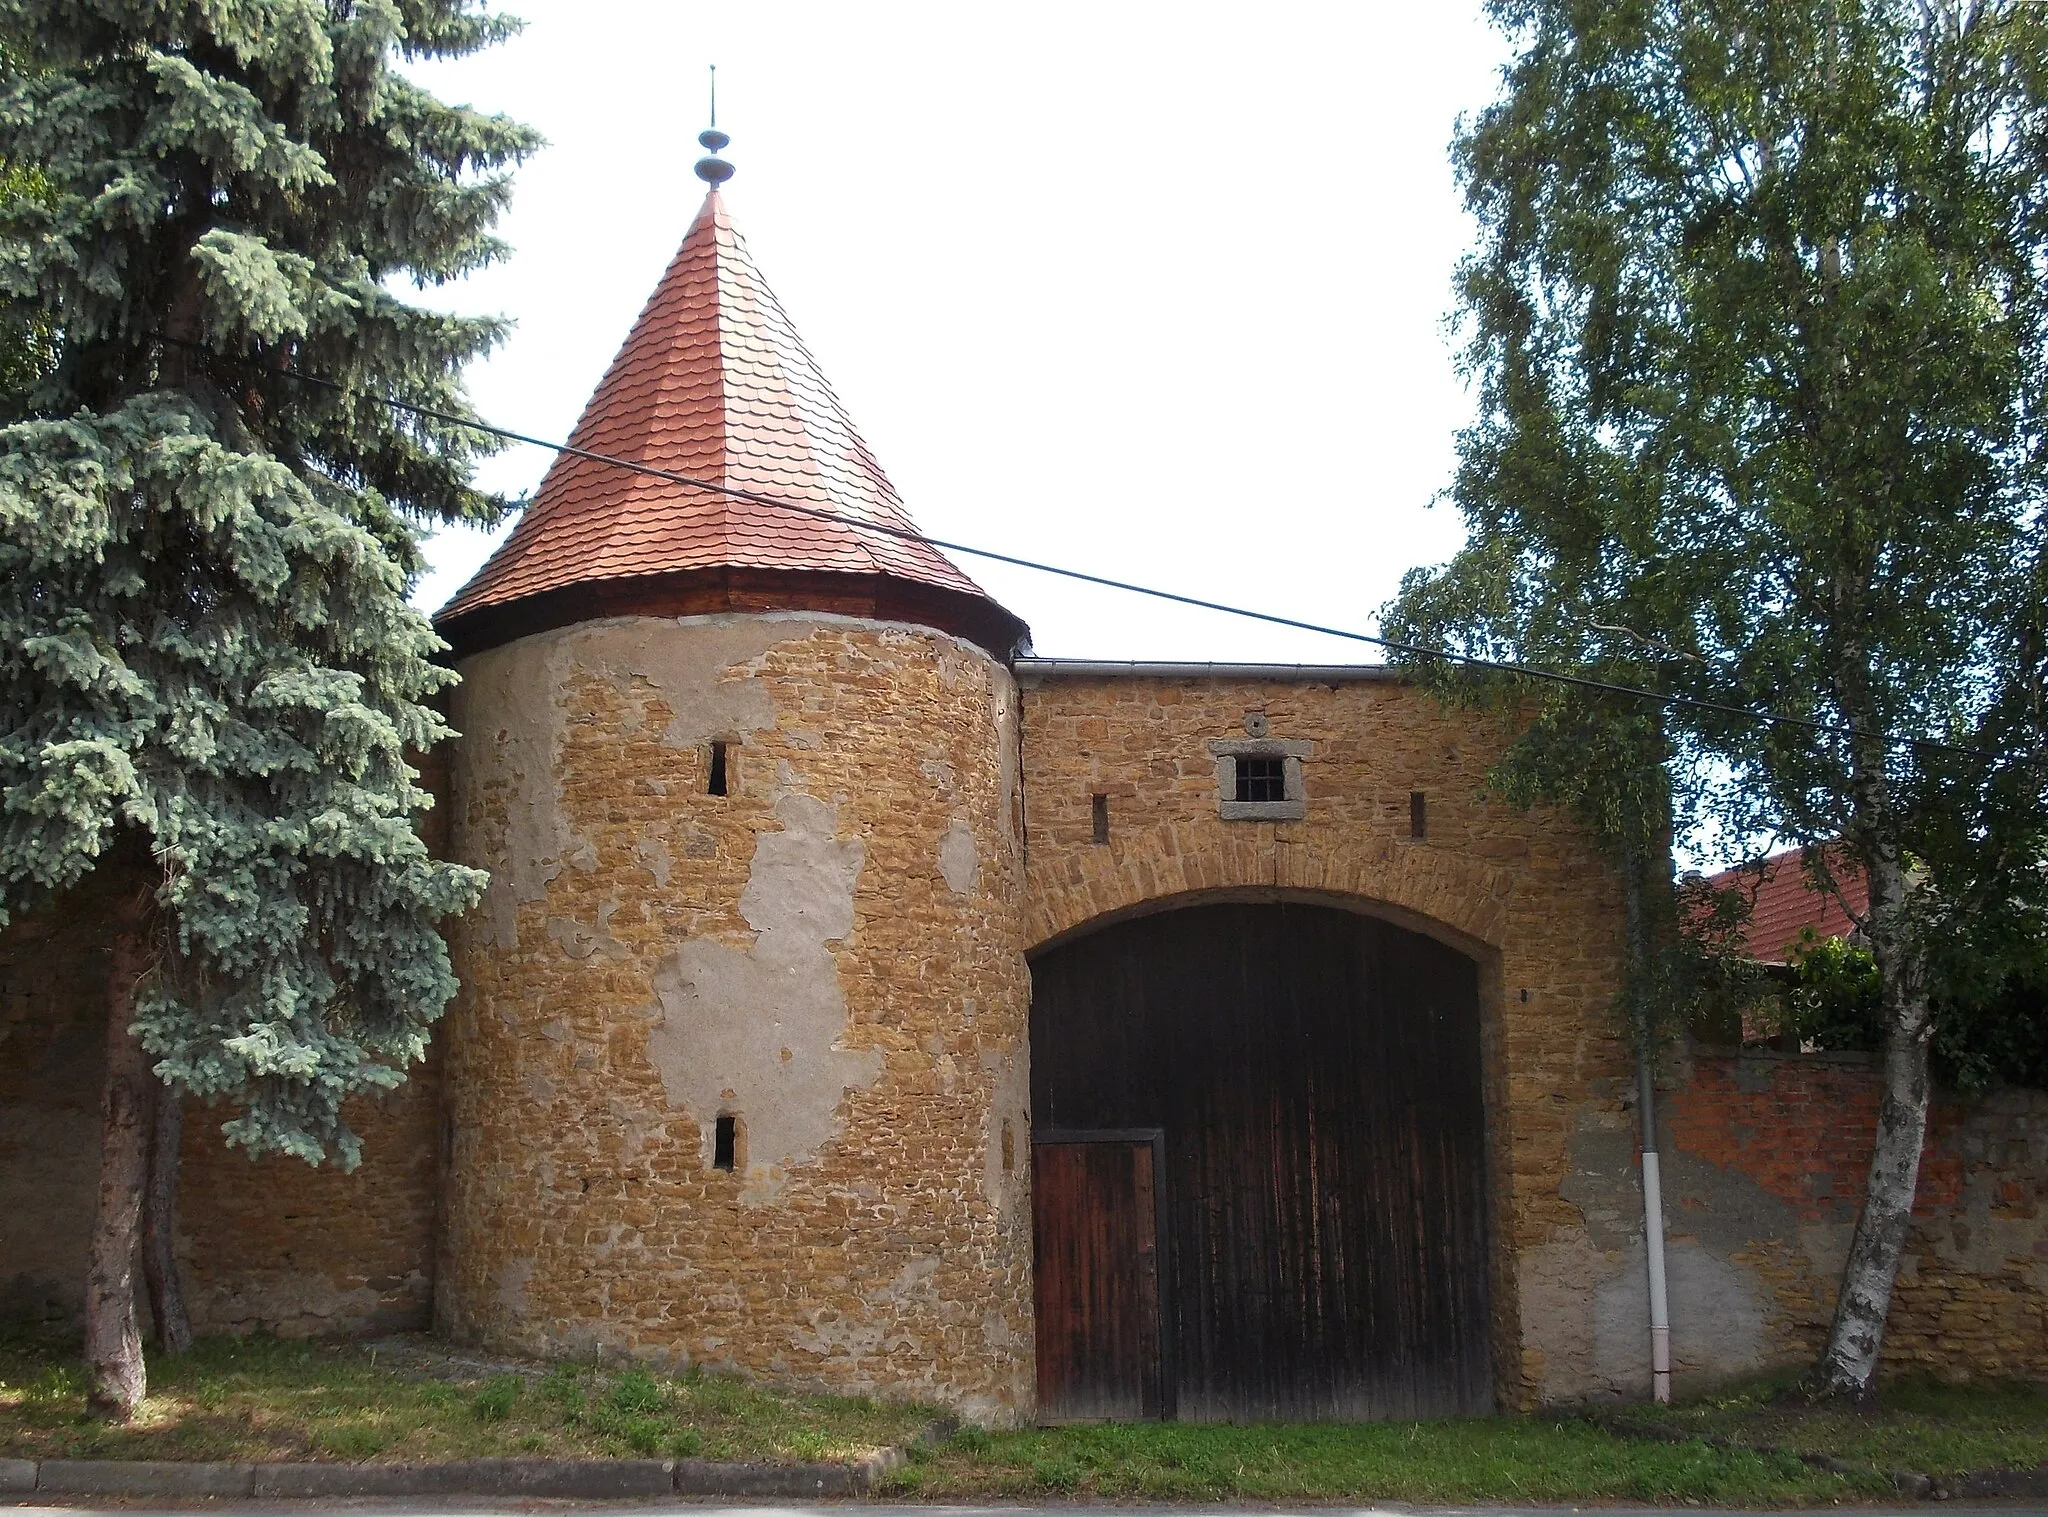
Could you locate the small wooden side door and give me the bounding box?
[1032,1135,1164,1422]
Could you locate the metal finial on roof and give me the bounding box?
[695,65,734,186]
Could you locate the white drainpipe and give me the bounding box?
[1638,1036,1673,1402]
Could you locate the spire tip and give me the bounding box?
[695,66,734,186]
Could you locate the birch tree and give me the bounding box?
[1427,0,2048,1397]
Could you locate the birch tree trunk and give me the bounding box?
[85,889,154,1417]
[1816,651,1933,1397]
[1816,830,1931,1397]
[142,1081,192,1354]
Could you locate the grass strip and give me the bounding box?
[882,1417,1886,1505]
[0,1332,933,1466]
[1598,1371,2048,1480]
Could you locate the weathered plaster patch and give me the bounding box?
[544,900,631,962]
[642,792,880,1200]
[454,617,790,948]
[980,1044,1030,1218]
[939,818,980,896]
[451,636,576,949]
[189,1270,429,1339]
[1517,1232,1623,1402]
[496,1256,533,1317]
[635,830,674,888]
[1593,1239,1769,1392]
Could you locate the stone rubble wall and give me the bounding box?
[434,613,1033,1422]
[1014,670,1632,1410]
[1,875,440,1339]
[3,657,2042,1413]
[1012,670,2048,1404]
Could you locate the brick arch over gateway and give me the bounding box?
[1024,825,1516,960]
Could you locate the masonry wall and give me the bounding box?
[1014,671,2048,1405]
[1658,1049,2047,1382]
[0,887,117,1327]
[0,758,452,1340]
[1014,670,1635,1409]
[0,891,442,1338]
[436,612,1033,1420]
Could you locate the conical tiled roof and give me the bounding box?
[435,190,1026,658]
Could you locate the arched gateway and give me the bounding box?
[1029,898,1493,1422]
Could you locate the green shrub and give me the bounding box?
[1032,1454,1084,1490]
[604,1369,664,1417]
[619,1416,665,1454]
[540,1369,585,1421]
[472,1375,522,1422]
[313,1423,389,1459]
[1784,932,1883,1051]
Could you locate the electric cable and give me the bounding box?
[158,335,2040,768]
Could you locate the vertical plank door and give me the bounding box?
[1031,1139,1163,1421]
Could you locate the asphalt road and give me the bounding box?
[7,1503,2043,1516]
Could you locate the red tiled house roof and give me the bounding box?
[436,189,1027,659]
[1705,846,1868,964]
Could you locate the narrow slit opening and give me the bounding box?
[707,741,729,796]
[1410,790,1427,839]
[1091,793,1109,844]
[713,1114,737,1171]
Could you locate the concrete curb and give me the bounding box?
[16,1419,956,1501]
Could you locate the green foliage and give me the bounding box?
[0,0,539,1164]
[470,1374,520,1422]
[1389,0,2048,1090]
[1775,927,2048,1092]
[312,1421,389,1458]
[0,1335,935,1465]
[888,1416,1885,1505]
[538,1367,584,1421]
[1783,932,1884,1052]
[601,1368,663,1417]
[1601,1369,2048,1479]
[0,43,54,412]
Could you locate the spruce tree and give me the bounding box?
[0,0,534,1414]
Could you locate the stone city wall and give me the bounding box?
[1014,668,1633,1411]
[6,654,2041,1414]
[435,612,1034,1421]
[1010,668,2048,1404]
[0,885,441,1337]
[0,750,454,1339]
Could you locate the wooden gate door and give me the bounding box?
[1031,1135,1166,1421]
[1030,901,1493,1421]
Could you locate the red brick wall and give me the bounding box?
[1669,1056,1965,1223]
[1668,1050,2047,1379]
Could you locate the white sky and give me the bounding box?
[405,1,1513,665]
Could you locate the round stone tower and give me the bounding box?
[431,160,1035,1419]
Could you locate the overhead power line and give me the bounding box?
[161,336,2031,767]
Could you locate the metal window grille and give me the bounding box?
[1235,757,1286,804]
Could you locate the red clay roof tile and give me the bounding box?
[1706,846,1869,963]
[436,189,1016,646]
